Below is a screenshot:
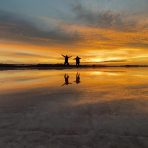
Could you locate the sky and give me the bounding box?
[0,0,148,64]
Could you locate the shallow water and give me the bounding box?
[0,68,148,148]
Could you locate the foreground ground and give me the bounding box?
[0,68,147,148]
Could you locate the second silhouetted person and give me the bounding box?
[74,56,81,67]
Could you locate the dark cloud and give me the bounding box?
[102,59,127,63]
[72,2,146,32]
[14,52,50,59]
[0,10,81,45]
[126,42,148,49]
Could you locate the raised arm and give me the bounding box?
[61,54,65,57]
[68,56,72,58]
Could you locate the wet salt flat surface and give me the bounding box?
[0,68,148,148]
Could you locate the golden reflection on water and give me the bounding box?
[0,68,147,148]
[0,68,147,94]
[0,68,147,114]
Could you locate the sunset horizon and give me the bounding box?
[0,0,147,65]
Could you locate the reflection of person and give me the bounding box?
[62,74,72,86]
[75,72,80,84]
[62,55,72,66]
[74,56,81,67]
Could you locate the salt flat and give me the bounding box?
[0,68,148,148]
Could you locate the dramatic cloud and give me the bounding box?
[0,0,147,64]
[72,2,148,32]
[0,10,81,45]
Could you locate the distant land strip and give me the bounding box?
[0,64,148,70]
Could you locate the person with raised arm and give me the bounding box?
[74,56,81,67]
[62,54,72,66]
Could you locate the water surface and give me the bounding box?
[0,68,148,148]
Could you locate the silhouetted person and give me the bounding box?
[75,72,80,84]
[62,74,72,86]
[62,54,72,66]
[74,56,81,67]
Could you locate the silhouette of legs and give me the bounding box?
[76,62,80,67]
[64,62,69,66]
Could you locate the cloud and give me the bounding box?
[0,10,81,45]
[102,59,127,63]
[14,52,50,59]
[72,2,148,32]
[125,42,148,49]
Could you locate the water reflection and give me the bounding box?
[0,68,147,148]
[62,73,81,86]
[0,68,147,94]
[75,73,81,84]
[62,74,72,86]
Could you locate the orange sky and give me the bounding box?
[0,25,147,65]
[0,0,148,65]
